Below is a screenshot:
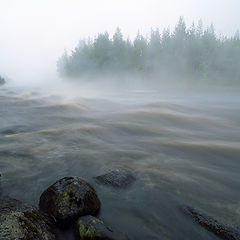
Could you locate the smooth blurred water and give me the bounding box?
[0,85,240,240]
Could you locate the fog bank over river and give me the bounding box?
[0,83,239,239]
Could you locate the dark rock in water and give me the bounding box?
[0,197,56,240]
[181,205,240,240]
[76,215,129,240]
[0,76,5,85]
[94,169,136,188]
[39,177,101,226]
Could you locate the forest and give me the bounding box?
[57,17,240,86]
[0,75,5,85]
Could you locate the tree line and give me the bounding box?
[0,75,5,85]
[57,17,240,86]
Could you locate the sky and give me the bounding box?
[0,0,239,83]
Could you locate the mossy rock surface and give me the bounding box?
[76,215,129,240]
[39,177,101,226]
[94,169,136,189]
[0,197,56,240]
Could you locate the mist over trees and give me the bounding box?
[0,75,6,85]
[57,17,240,86]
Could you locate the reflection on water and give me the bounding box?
[0,86,240,240]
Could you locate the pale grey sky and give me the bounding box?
[0,0,239,83]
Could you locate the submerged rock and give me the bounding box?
[0,197,56,240]
[39,177,101,226]
[76,215,129,240]
[94,169,136,188]
[182,205,240,240]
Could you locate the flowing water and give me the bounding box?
[0,84,240,240]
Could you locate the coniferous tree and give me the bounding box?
[57,17,240,86]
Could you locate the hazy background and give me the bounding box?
[1,2,240,239]
[0,0,240,84]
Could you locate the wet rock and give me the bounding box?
[94,169,136,188]
[39,177,101,226]
[182,205,240,240]
[76,215,129,240]
[0,196,56,240]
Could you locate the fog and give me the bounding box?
[1,0,240,84]
[1,2,240,240]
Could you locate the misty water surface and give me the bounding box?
[0,85,240,240]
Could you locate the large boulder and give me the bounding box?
[76,215,129,240]
[94,169,136,189]
[39,177,101,226]
[181,205,240,240]
[0,197,56,240]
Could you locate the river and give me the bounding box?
[0,84,239,240]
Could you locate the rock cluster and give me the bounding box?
[0,170,132,240]
[1,169,240,239]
